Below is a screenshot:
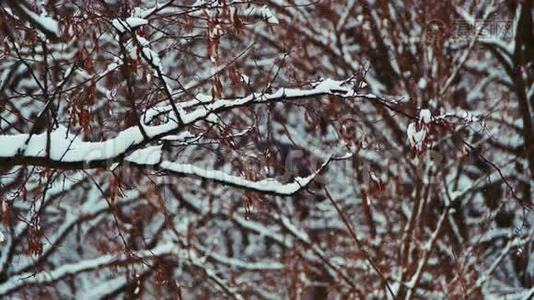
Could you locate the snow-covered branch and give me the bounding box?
[4,0,60,39]
[0,78,363,167]
[126,146,331,195]
[0,243,179,295]
[0,79,365,195]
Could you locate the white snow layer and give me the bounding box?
[406,109,432,151]
[19,5,60,37]
[112,17,148,33]
[419,109,432,124]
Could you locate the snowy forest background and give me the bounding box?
[0,0,533,299]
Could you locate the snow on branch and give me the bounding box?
[0,77,368,169]
[143,77,372,126]
[111,17,148,33]
[126,146,332,196]
[0,243,179,295]
[407,109,484,153]
[0,78,368,194]
[109,2,163,33]
[4,0,60,39]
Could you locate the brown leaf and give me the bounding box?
[79,108,90,134]
[213,75,223,98]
